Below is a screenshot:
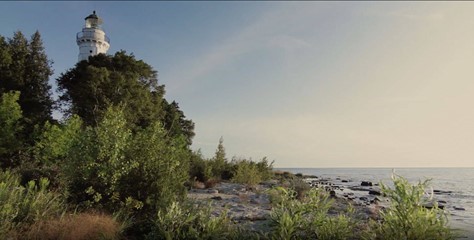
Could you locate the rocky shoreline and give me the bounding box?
[188,174,469,235]
[187,178,384,233]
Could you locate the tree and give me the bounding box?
[0,91,23,168]
[57,51,195,146]
[0,36,12,80]
[57,51,163,128]
[162,100,195,145]
[210,137,230,179]
[0,31,53,129]
[23,31,54,126]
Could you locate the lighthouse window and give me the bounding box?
[90,50,93,53]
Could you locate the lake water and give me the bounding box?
[277,168,474,238]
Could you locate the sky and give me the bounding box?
[1,2,474,168]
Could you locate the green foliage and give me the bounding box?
[33,115,83,166]
[288,177,311,200]
[269,187,355,240]
[0,91,23,168]
[256,157,274,181]
[232,159,262,186]
[0,31,53,130]
[0,170,65,238]
[189,139,273,186]
[123,119,190,211]
[211,137,227,178]
[63,106,134,209]
[0,91,23,155]
[57,51,195,146]
[146,201,235,240]
[63,106,190,215]
[231,158,273,186]
[162,100,195,146]
[189,150,213,182]
[57,51,159,127]
[365,174,454,240]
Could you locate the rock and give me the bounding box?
[251,195,270,205]
[211,196,223,200]
[423,202,445,210]
[433,190,453,195]
[208,189,219,194]
[349,186,371,192]
[361,181,373,187]
[438,200,447,204]
[360,196,369,201]
[329,190,337,198]
[369,190,381,196]
[454,207,466,211]
[341,180,349,183]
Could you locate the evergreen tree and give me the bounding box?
[23,31,54,126]
[0,36,12,80]
[0,31,53,130]
[211,137,228,179]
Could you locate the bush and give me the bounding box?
[269,187,355,240]
[146,201,235,240]
[0,170,65,238]
[231,158,273,187]
[63,106,190,214]
[365,174,454,240]
[289,177,311,200]
[231,160,262,186]
[189,150,212,182]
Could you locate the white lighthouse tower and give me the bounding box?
[76,11,110,62]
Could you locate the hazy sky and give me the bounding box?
[2,2,474,168]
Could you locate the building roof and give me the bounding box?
[85,11,99,20]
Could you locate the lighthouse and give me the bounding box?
[76,11,110,62]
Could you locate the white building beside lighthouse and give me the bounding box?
[76,11,110,62]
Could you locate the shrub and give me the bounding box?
[255,157,274,181]
[364,174,454,240]
[232,160,262,186]
[146,201,235,240]
[63,106,190,213]
[289,177,311,200]
[269,187,355,240]
[189,150,212,182]
[0,170,64,238]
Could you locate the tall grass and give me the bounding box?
[0,170,64,238]
[20,212,123,240]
